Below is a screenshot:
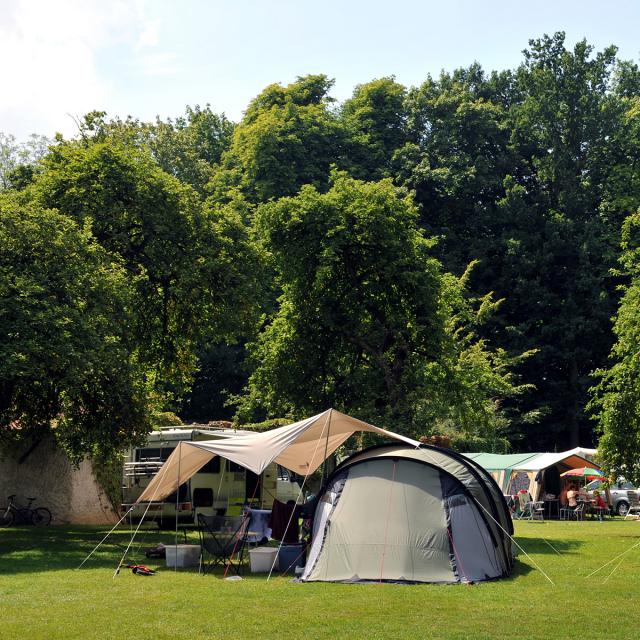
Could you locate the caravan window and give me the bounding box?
[137,448,161,462]
[193,488,214,508]
[199,457,221,474]
[228,460,244,472]
[136,447,173,462]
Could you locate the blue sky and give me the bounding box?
[2,0,639,139]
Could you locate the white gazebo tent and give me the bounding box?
[136,408,421,504]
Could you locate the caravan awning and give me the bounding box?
[514,452,596,472]
[136,409,420,503]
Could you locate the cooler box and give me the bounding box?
[165,544,200,568]
[249,546,278,573]
[277,543,306,574]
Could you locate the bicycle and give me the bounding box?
[0,495,52,527]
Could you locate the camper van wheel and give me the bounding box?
[616,501,629,517]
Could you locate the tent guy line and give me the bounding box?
[472,497,555,586]
[416,445,555,585]
[113,456,174,578]
[584,536,640,579]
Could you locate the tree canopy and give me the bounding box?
[0,196,151,459]
[3,31,640,460]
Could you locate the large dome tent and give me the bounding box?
[301,444,514,584]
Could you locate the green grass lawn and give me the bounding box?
[1,519,639,639]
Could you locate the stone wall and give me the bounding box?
[0,437,117,525]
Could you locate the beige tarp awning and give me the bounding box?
[136,409,420,503]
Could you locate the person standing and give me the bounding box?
[567,485,578,508]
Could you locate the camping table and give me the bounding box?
[544,499,559,519]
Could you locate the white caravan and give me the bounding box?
[121,425,302,526]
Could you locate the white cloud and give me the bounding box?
[0,0,174,139]
[136,51,181,77]
[136,21,160,51]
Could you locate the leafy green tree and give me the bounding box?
[501,34,626,447]
[591,212,640,483]
[0,132,50,190]
[27,140,261,394]
[240,171,443,426]
[415,264,535,448]
[341,77,409,180]
[77,107,234,195]
[396,34,636,448]
[0,196,153,459]
[239,172,524,441]
[397,65,515,275]
[210,75,346,203]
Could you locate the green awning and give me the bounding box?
[463,452,541,471]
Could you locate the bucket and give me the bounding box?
[277,543,306,574]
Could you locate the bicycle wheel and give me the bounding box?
[0,509,14,527]
[31,507,52,526]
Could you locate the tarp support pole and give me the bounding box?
[175,441,182,572]
[266,410,332,582]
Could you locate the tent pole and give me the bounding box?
[266,410,332,582]
[321,409,332,488]
[174,441,182,572]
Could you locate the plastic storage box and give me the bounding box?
[277,543,306,574]
[165,544,201,568]
[249,546,278,572]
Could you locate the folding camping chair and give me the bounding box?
[531,501,545,521]
[198,514,249,576]
[569,503,585,521]
[512,492,533,520]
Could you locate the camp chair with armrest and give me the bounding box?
[512,492,532,520]
[198,513,249,576]
[520,502,535,520]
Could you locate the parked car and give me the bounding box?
[585,478,640,516]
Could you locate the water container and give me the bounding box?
[277,543,306,574]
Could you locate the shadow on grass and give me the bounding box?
[0,525,194,575]
[0,525,589,583]
[513,536,585,555]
